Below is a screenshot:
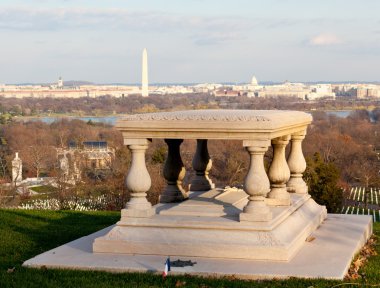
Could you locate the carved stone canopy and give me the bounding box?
[116,109,312,141]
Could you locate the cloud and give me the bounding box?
[0,6,353,48]
[0,6,251,32]
[0,6,351,35]
[0,7,141,31]
[0,6,257,47]
[309,33,342,46]
[192,32,242,46]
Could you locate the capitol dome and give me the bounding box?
[251,76,258,86]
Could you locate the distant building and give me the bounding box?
[57,141,115,181]
[251,76,258,86]
[356,86,380,99]
[193,83,223,94]
[256,82,309,99]
[0,85,141,98]
[307,84,336,100]
[214,89,241,97]
[232,77,336,100]
[57,77,64,89]
[333,83,380,99]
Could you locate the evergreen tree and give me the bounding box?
[304,152,343,213]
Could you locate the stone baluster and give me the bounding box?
[240,140,272,222]
[190,139,215,191]
[122,139,155,219]
[287,130,308,194]
[160,139,188,203]
[267,135,291,206]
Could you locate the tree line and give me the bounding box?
[1,97,380,212]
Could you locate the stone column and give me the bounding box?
[190,139,215,191]
[122,139,154,218]
[267,135,291,206]
[287,130,308,194]
[240,140,272,222]
[160,139,188,203]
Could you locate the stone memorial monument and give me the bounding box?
[24,110,373,279]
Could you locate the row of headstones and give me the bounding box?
[342,205,380,222]
[346,187,380,205]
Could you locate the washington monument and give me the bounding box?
[141,48,148,97]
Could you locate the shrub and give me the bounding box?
[304,152,343,213]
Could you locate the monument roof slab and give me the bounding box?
[116,110,312,140]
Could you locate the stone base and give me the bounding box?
[239,205,272,222]
[23,214,373,280]
[239,212,272,222]
[287,177,308,194]
[120,207,155,219]
[92,190,327,261]
[93,197,325,261]
[267,187,291,206]
[266,197,292,206]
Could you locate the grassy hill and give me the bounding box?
[0,209,379,287]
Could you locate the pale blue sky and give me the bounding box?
[0,0,379,84]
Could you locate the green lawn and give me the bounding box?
[29,185,58,194]
[0,209,379,288]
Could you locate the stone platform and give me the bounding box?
[23,214,372,279]
[93,190,327,261]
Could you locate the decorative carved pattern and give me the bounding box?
[124,111,271,122]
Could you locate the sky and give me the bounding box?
[0,0,379,84]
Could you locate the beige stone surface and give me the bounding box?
[93,191,327,261]
[116,110,311,140]
[240,145,272,221]
[23,214,372,280]
[267,136,291,206]
[121,207,155,218]
[123,143,154,218]
[287,130,308,194]
[116,192,311,231]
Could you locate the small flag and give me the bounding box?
[163,257,171,277]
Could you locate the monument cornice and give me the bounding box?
[116,109,312,140]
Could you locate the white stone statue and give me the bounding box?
[12,152,22,185]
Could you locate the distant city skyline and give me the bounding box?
[0,0,379,84]
[6,80,380,86]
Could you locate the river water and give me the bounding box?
[18,115,120,125]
